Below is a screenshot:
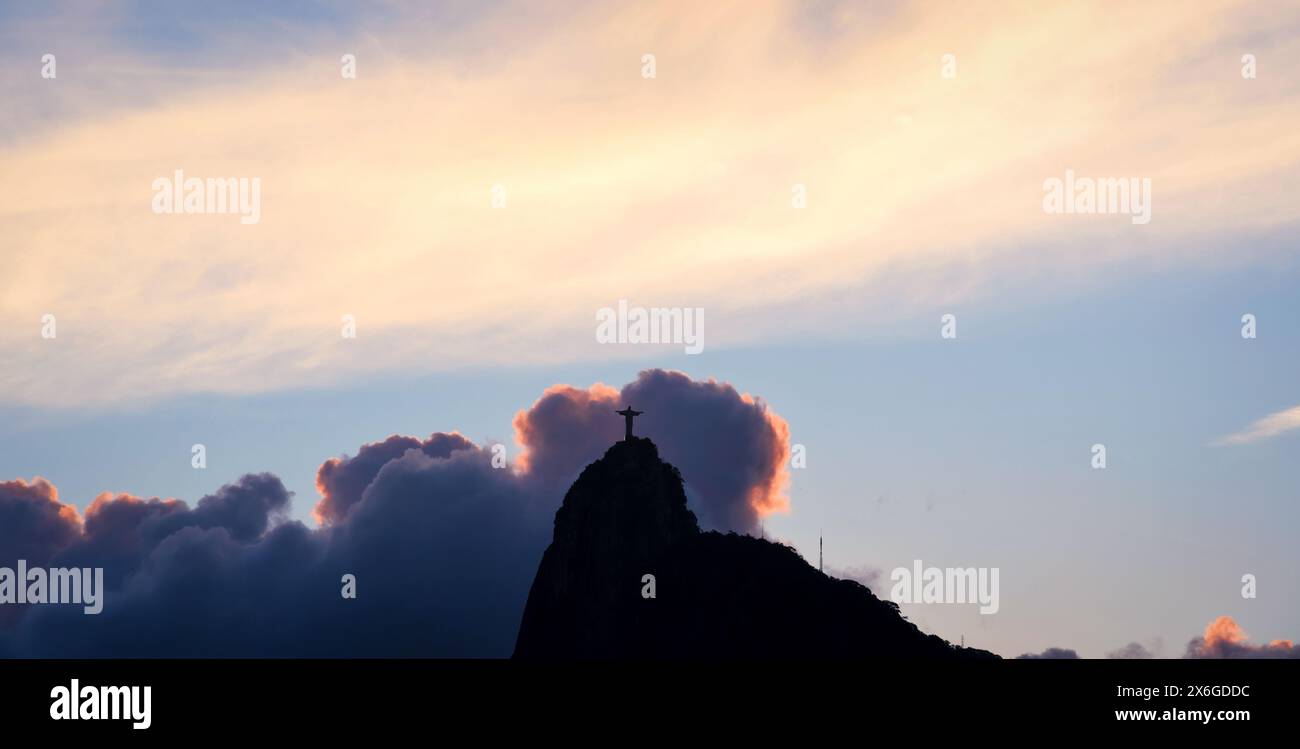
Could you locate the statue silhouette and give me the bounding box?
[616,407,643,441]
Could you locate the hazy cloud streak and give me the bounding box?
[1212,404,1300,446]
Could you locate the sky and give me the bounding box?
[1,0,1298,658]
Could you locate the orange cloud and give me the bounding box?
[512,383,620,475]
[1202,615,1247,648]
[512,370,790,532]
[86,491,182,519]
[0,476,81,531]
[1187,615,1300,658]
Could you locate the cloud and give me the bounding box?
[3,0,1298,408]
[16,473,288,582]
[0,370,788,656]
[1212,404,1300,446]
[1044,618,1299,660]
[513,369,790,533]
[60,492,187,588]
[0,478,81,564]
[1185,616,1300,659]
[1015,647,1080,659]
[0,478,82,627]
[1106,642,1155,659]
[826,565,883,594]
[314,432,475,524]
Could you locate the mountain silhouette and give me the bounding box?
[513,436,998,658]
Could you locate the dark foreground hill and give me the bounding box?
[513,437,997,659]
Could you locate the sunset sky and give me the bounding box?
[1,0,1298,658]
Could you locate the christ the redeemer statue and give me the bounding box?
[616,406,643,441]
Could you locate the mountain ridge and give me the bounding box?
[514,436,998,659]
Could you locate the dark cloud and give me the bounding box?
[1015,647,1080,660]
[58,492,186,589]
[48,474,290,588]
[1,369,790,657]
[0,478,82,626]
[0,478,80,564]
[158,472,291,543]
[6,450,544,657]
[1106,642,1154,659]
[314,432,474,524]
